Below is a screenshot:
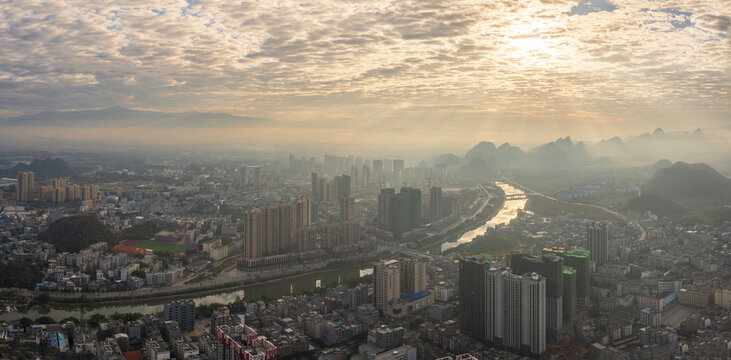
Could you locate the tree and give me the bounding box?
[87,313,107,327]
[0,260,44,289]
[18,317,33,328]
[131,269,147,279]
[35,316,56,324]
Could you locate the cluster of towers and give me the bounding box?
[311,173,351,207]
[458,226,603,357]
[243,197,313,259]
[459,257,547,357]
[16,171,98,203]
[38,178,98,203]
[377,187,421,235]
[16,171,35,202]
[373,258,427,312]
[240,166,263,188]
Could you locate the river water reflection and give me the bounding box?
[0,265,371,322]
[440,182,527,253]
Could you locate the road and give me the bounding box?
[501,176,646,240]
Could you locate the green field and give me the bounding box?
[135,241,187,254]
[527,194,625,223]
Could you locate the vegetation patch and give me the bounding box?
[527,195,625,223]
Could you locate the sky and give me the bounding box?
[0,0,729,154]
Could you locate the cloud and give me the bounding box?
[0,0,728,148]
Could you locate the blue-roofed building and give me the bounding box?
[49,331,67,351]
[384,291,434,319]
[401,290,429,303]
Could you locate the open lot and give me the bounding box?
[135,241,187,254]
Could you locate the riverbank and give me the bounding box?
[438,182,526,253]
[37,257,375,308]
[0,262,374,322]
[418,196,504,255]
[415,185,505,254]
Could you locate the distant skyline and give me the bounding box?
[1,0,729,153]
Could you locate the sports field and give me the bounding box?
[135,241,187,254]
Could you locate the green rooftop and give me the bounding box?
[566,248,590,258]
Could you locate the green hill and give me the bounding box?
[0,157,75,180]
[643,162,731,201]
[42,216,116,252]
[625,194,686,217]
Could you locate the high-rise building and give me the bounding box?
[362,164,370,188]
[16,171,35,202]
[587,223,608,265]
[244,197,313,259]
[481,267,546,357]
[163,300,195,333]
[336,174,351,198]
[429,187,443,222]
[458,256,491,340]
[33,151,50,161]
[263,205,280,255]
[278,203,294,252]
[339,195,355,222]
[400,187,422,229]
[520,272,547,357]
[388,193,410,235]
[543,247,591,309]
[325,180,338,207]
[393,159,404,177]
[320,223,340,250]
[241,167,249,187]
[399,258,426,295]
[294,196,312,229]
[562,266,577,325]
[510,253,563,343]
[244,208,263,259]
[311,172,319,199]
[563,249,591,307]
[372,159,384,174]
[296,226,317,251]
[378,188,395,227]
[50,177,67,189]
[350,166,359,189]
[374,261,400,312]
[252,167,262,187]
[378,188,421,236]
[340,221,360,244]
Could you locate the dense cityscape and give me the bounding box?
[1,1,729,359]
[0,141,729,360]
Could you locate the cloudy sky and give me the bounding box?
[1,0,729,153]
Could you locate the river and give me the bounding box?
[440,182,527,252]
[0,265,373,322]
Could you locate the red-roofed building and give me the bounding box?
[122,350,143,360]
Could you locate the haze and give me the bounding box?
[1,0,729,156]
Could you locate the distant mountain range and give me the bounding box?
[432,128,724,178]
[588,128,711,163]
[1,107,267,128]
[454,136,595,178]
